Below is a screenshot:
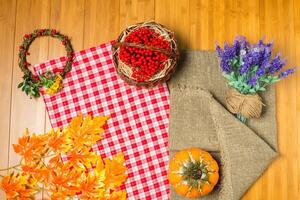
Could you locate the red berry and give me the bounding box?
[119,26,171,81]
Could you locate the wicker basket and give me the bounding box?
[112,21,179,87]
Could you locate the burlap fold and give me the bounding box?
[168,51,278,200]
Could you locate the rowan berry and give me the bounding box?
[119,27,170,82]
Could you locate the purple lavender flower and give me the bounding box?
[249,39,273,68]
[261,60,270,69]
[220,60,232,73]
[216,45,223,57]
[261,51,271,69]
[270,54,286,74]
[262,41,273,59]
[247,76,257,86]
[223,43,236,59]
[254,44,272,76]
[216,35,296,96]
[234,36,248,50]
[216,36,252,74]
[216,42,238,73]
[240,53,253,74]
[259,46,272,70]
[256,67,266,77]
[232,40,240,54]
[250,48,262,67]
[279,68,296,78]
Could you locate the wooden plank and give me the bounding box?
[189,0,224,50]
[275,0,298,199]
[237,0,260,41]
[294,0,300,196]
[9,0,50,198]
[48,0,85,56]
[120,0,155,30]
[155,0,190,49]
[42,0,85,198]
[223,0,238,42]
[256,1,281,199]
[0,0,17,198]
[84,0,120,47]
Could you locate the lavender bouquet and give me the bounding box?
[216,36,295,122]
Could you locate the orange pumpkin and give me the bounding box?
[168,148,219,198]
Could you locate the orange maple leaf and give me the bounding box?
[1,114,128,200]
[0,173,39,199]
[48,162,80,197]
[65,150,98,171]
[47,129,66,152]
[77,169,106,199]
[109,190,127,200]
[13,129,48,163]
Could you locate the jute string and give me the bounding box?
[225,88,263,119]
[113,42,178,58]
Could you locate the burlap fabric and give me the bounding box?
[168,51,278,200]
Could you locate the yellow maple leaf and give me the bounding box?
[63,114,110,152]
[104,153,128,190]
[47,128,69,153]
[109,190,127,200]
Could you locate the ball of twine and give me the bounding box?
[225,88,264,119]
[112,21,179,87]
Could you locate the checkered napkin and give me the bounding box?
[34,41,170,200]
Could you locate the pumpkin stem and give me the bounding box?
[182,160,210,189]
[185,164,202,180]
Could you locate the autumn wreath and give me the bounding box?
[18,29,74,98]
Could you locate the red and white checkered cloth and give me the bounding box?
[34,41,170,200]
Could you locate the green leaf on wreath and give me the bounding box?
[18,82,24,88]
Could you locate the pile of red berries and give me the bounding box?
[118,27,171,82]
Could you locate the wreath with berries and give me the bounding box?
[18,29,74,98]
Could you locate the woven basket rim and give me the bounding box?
[112,21,179,87]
